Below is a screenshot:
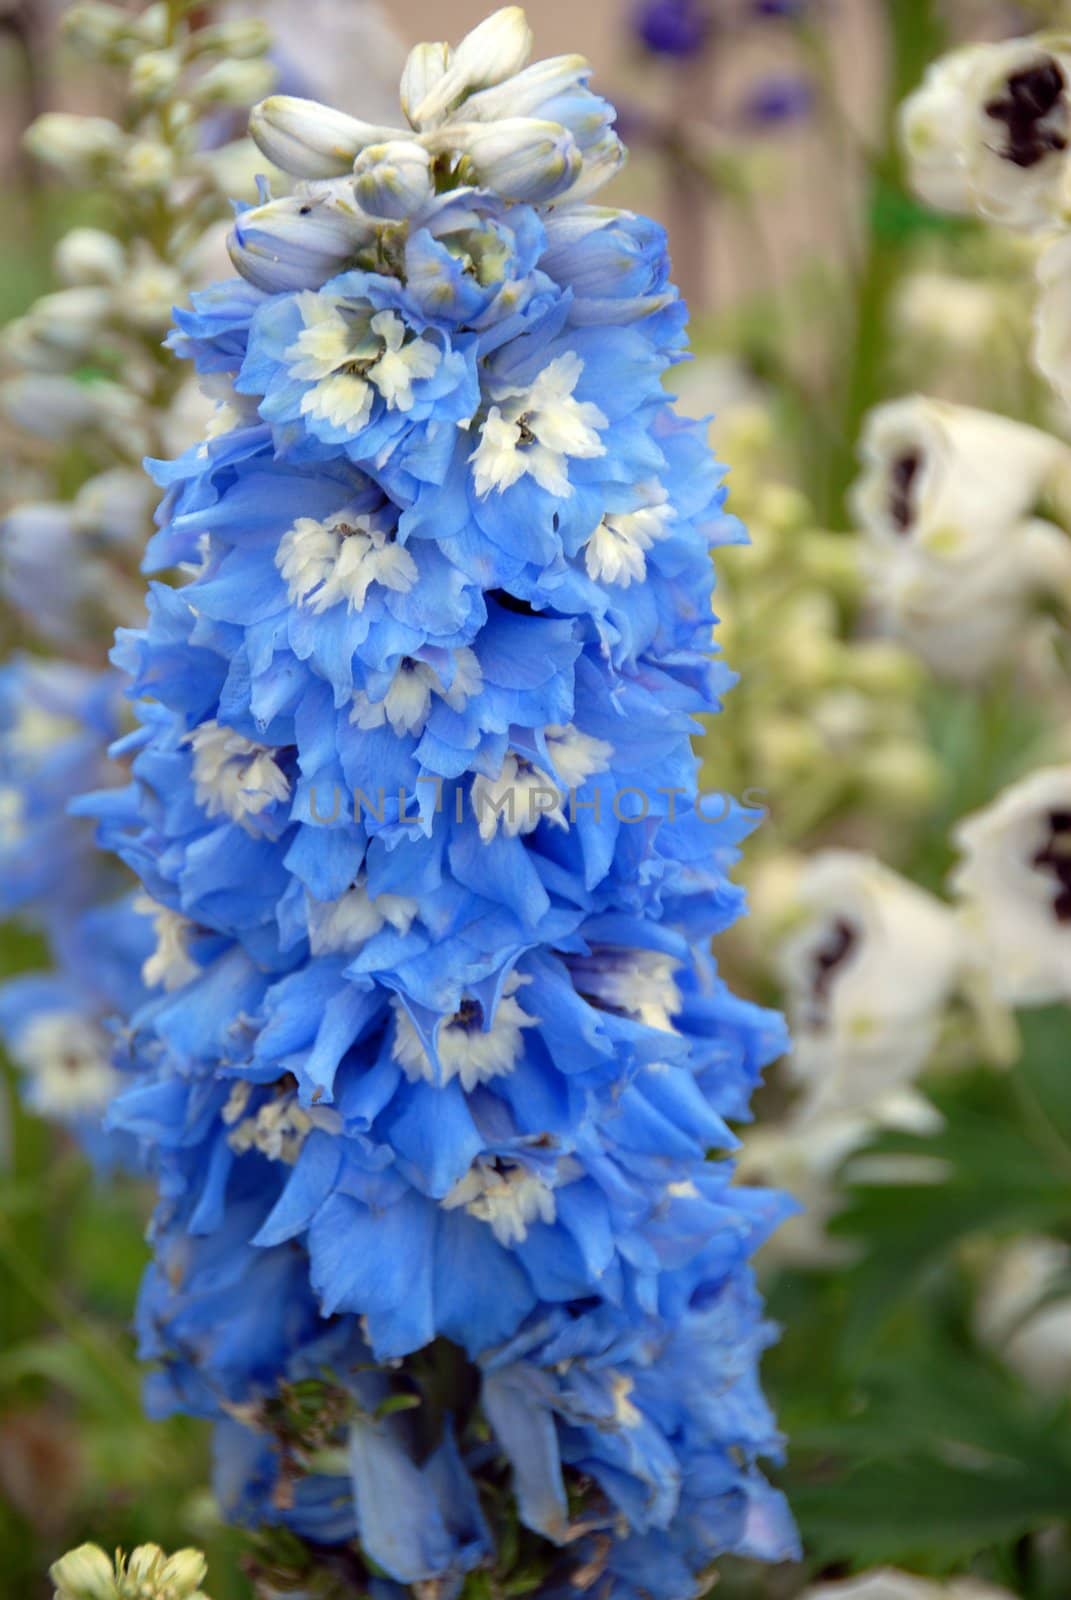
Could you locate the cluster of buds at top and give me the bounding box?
[229,6,624,292]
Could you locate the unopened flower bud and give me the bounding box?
[49,1543,116,1600]
[190,18,271,59]
[448,118,581,201]
[353,141,434,220]
[400,41,452,129]
[193,57,277,108]
[249,95,402,179]
[409,7,534,127]
[228,187,370,293]
[462,53,590,123]
[120,139,174,193]
[129,47,182,105]
[122,252,185,332]
[25,114,124,179]
[54,227,126,287]
[60,2,131,59]
[133,4,168,49]
[0,375,138,444]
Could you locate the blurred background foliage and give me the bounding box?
[3,1,1071,1598]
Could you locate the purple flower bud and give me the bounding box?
[633,0,711,59]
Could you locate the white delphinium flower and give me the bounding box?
[470,353,607,498]
[187,722,291,827]
[852,398,1071,678]
[392,972,536,1090]
[952,766,1071,1004]
[777,852,965,1119]
[901,35,1071,229]
[803,1572,1014,1600]
[973,1236,1071,1397]
[277,510,417,614]
[853,398,1071,552]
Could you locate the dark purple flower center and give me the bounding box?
[984,59,1068,170]
[1032,808,1071,924]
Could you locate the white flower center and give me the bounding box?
[542,723,613,791]
[583,484,675,587]
[471,753,567,842]
[286,297,442,433]
[349,648,482,737]
[135,894,200,991]
[17,1012,118,1118]
[570,948,682,1032]
[223,1079,341,1164]
[470,352,608,499]
[187,721,290,827]
[443,1156,558,1246]
[306,879,418,956]
[277,510,418,615]
[391,974,535,1091]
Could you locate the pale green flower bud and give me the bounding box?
[189,19,271,60]
[409,7,534,128]
[446,118,581,202]
[4,289,111,369]
[54,228,126,287]
[353,141,434,220]
[120,139,174,193]
[249,95,403,179]
[25,114,124,179]
[129,48,182,105]
[49,1543,117,1600]
[400,41,452,130]
[193,58,277,109]
[122,252,185,332]
[60,3,132,59]
[133,4,169,49]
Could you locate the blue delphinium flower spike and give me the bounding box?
[82,8,797,1592]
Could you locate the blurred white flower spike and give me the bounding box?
[852,397,1071,678]
[952,766,1071,1004]
[901,35,1071,229]
[777,850,965,1121]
